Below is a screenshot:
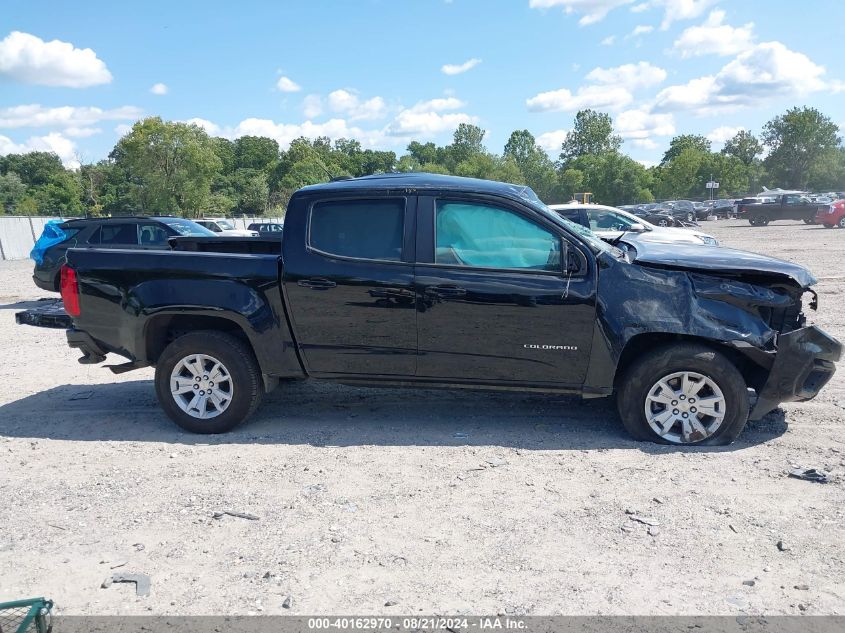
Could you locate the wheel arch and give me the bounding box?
[144,313,251,365]
[614,332,770,393]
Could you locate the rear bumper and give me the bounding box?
[749,326,842,420]
[32,270,57,292]
[67,328,108,364]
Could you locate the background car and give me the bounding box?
[817,200,845,228]
[31,216,214,292]
[548,203,719,246]
[195,218,259,237]
[711,199,736,218]
[247,222,284,235]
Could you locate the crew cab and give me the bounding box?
[17,174,842,446]
[737,193,825,226]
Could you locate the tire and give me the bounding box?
[616,343,750,446]
[839,217,845,229]
[752,215,769,226]
[803,217,816,225]
[658,219,669,227]
[686,212,694,222]
[154,330,264,433]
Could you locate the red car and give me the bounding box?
[817,200,845,228]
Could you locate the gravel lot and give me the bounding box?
[1,219,844,616]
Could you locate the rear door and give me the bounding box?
[88,222,140,248]
[414,195,596,386]
[282,194,418,377]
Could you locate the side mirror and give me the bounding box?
[629,223,646,232]
[565,249,581,274]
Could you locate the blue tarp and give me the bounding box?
[30,220,68,265]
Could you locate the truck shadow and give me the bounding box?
[0,379,787,452]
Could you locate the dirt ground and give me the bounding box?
[0,219,844,617]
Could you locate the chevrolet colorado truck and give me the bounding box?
[737,193,826,226]
[17,174,842,445]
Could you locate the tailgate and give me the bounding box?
[15,298,72,329]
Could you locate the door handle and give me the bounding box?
[427,285,467,297]
[298,278,337,290]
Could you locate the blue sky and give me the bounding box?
[2,0,844,169]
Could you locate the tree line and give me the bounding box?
[0,105,842,218]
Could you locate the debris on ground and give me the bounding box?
[101,572,151,597]
[647,526,660,537]
[282,596,292,609]
[777,540,791,552]
[212,510,260,521]
[787,468,830,484]
[629,515,660,527]
[794,584,810,591]
[485,457,508,468]
[384,599,398,607]
[743,580,756,587]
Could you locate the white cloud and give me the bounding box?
[0,31,111,87]
[114,124,133,137]
[528,0,713,27]
[585,61,666,90]
[276,76,301,93]
[184,117,221,135]
[387,98,476,137]
[654,42,831,115]
[150,82,168,95]
[536,129,570,154]
[527,84,632,112]
[441,58,482,75]
[0,131,79,168]
[528,0,634,26]
[631,0,718,29]
[233,117,387,149]
[327,89,387,121]
[628,24,653,37]
[302,94,322,118]
[616,108,675,150]
[63,126,101,138]
[673,10,755,58]
[601,35,616,45]
[706,125,744,147]
[0,104,142,129]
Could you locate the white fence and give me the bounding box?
[0,216,285,261]
[0,216,63,261]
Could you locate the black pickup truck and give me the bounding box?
[737,193,825,226]
[17,174,842,445]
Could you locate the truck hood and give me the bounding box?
[629,241,816,287]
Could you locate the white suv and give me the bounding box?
[195,218,259,237]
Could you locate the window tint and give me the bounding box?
[310,199,404,261]
[139,223,170,245]
[435,201,560,271]
[91,224,138,245]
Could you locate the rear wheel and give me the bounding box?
[657,218,669,227]
[154,330,263,433]
[803,218,816,225]
[686,212,694,222]
[617,344,749,445]
[839,217,845,229]
[752,215,769,226]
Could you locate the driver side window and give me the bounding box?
[435,200,560,271]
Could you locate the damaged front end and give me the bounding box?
[592,246,842,420]
[687,273,841,419]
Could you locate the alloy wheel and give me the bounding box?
[644,371,726,444]
[170,354,234,419]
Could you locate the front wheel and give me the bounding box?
[839,217,845,229]
[616,344,750,445]
[803,217,816,225]
[155,330,264,433]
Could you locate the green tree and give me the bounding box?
[559,110,621,164]
[234,136,279,172]
[113,117,222,215]
[447,123,486,167]
[762,106,841,189]
[721,130,762,166]
[503,129,558,200]
[661,135,711,166]
[569,151,653,205]
[0,172,26,213]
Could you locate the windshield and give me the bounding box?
[162,218,216,237]
[216,219,236,230]
[529,201,619,256]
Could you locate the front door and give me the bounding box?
[282,194,417,377]
[414,196,596,386]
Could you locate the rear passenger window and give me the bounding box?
[309,199,404,261]
[90,224,138,245]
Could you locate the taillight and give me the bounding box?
[60,265,81,317]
